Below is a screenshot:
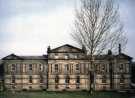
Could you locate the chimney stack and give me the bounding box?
[47,46,51,53]
[82,45,86,54]
[119,44,121,54]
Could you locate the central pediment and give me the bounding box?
[49,44,84,53]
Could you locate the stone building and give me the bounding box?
[47,44,132,91]
[0,44,133,91]
[0,60,4,91]
[2,54,48,91]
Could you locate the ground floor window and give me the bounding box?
[55,75,59,83]
[103,85,106,90]
[40,75,43,83]
[29,76,33,83]
[11,75,15,83]
[55,84,58,89]
[12,85,15,89]
[76,84,80,89]
[76,76,80,84]
[102,75,106,83]
[120,85,125,89]
[65,76,70,84]
[120,74,124,83]
[65,76,70,89]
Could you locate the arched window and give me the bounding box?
[55,75,59,83]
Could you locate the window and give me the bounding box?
[55,53,58,59]
[29,76,33,83]
[102,75,106,83]
[55,75,59,83]
[39,64,43,71]
[120,85,125,89]
[76,84,80,89]
[120,75,124,83]
[76,64,80,71]
[12,85,15,89]
[65,64,69,71]
[76,76,80,83]
[29,64,32,70]
[55,85,58,89]
[101,64,105,72]
[11,75,15,83]
[11,64,16,71]
[65,54,69,59]
[55,64,58,72]
[103,86,106,90]
[96,64,100,73]
[40,75,43,83]
[65,76,70,84]
[119,64,124,70]
[75,54,78,59]
[29,86,32,89]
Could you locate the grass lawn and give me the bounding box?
[0,91,134,98]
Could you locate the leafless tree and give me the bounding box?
[71,0,127,93]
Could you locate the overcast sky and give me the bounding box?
[0,0,135,60]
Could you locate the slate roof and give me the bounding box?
[1,44,132,60]
[2,54,48,60]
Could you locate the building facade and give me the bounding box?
[0,44,132,91]
[2,54,48,91]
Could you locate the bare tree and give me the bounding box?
[71,0,127,93]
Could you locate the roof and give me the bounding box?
[1,44,132,61]
[2,54,48,60]
[116,53,133,60]
[49,44,84,53]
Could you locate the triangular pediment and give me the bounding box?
[2,54,23,60]
[116,53,132,60]
[50,44,83,53]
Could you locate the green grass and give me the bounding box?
[0,91,133,98]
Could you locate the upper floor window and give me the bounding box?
[74,54,79,59]
[55,75,59,83]
[11,75,15,83]
[76,64,80,71]
[29,64,32,70]
[55,64,58,72]
[65,64,69,71]
[55,53,58,59]
[11,64,16,71]
[29,76,33,83]
[65,54,69,59]
[119,64,124,70]
[39,64,43,71]
[101,64,106,72]
[96,64,100,73]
